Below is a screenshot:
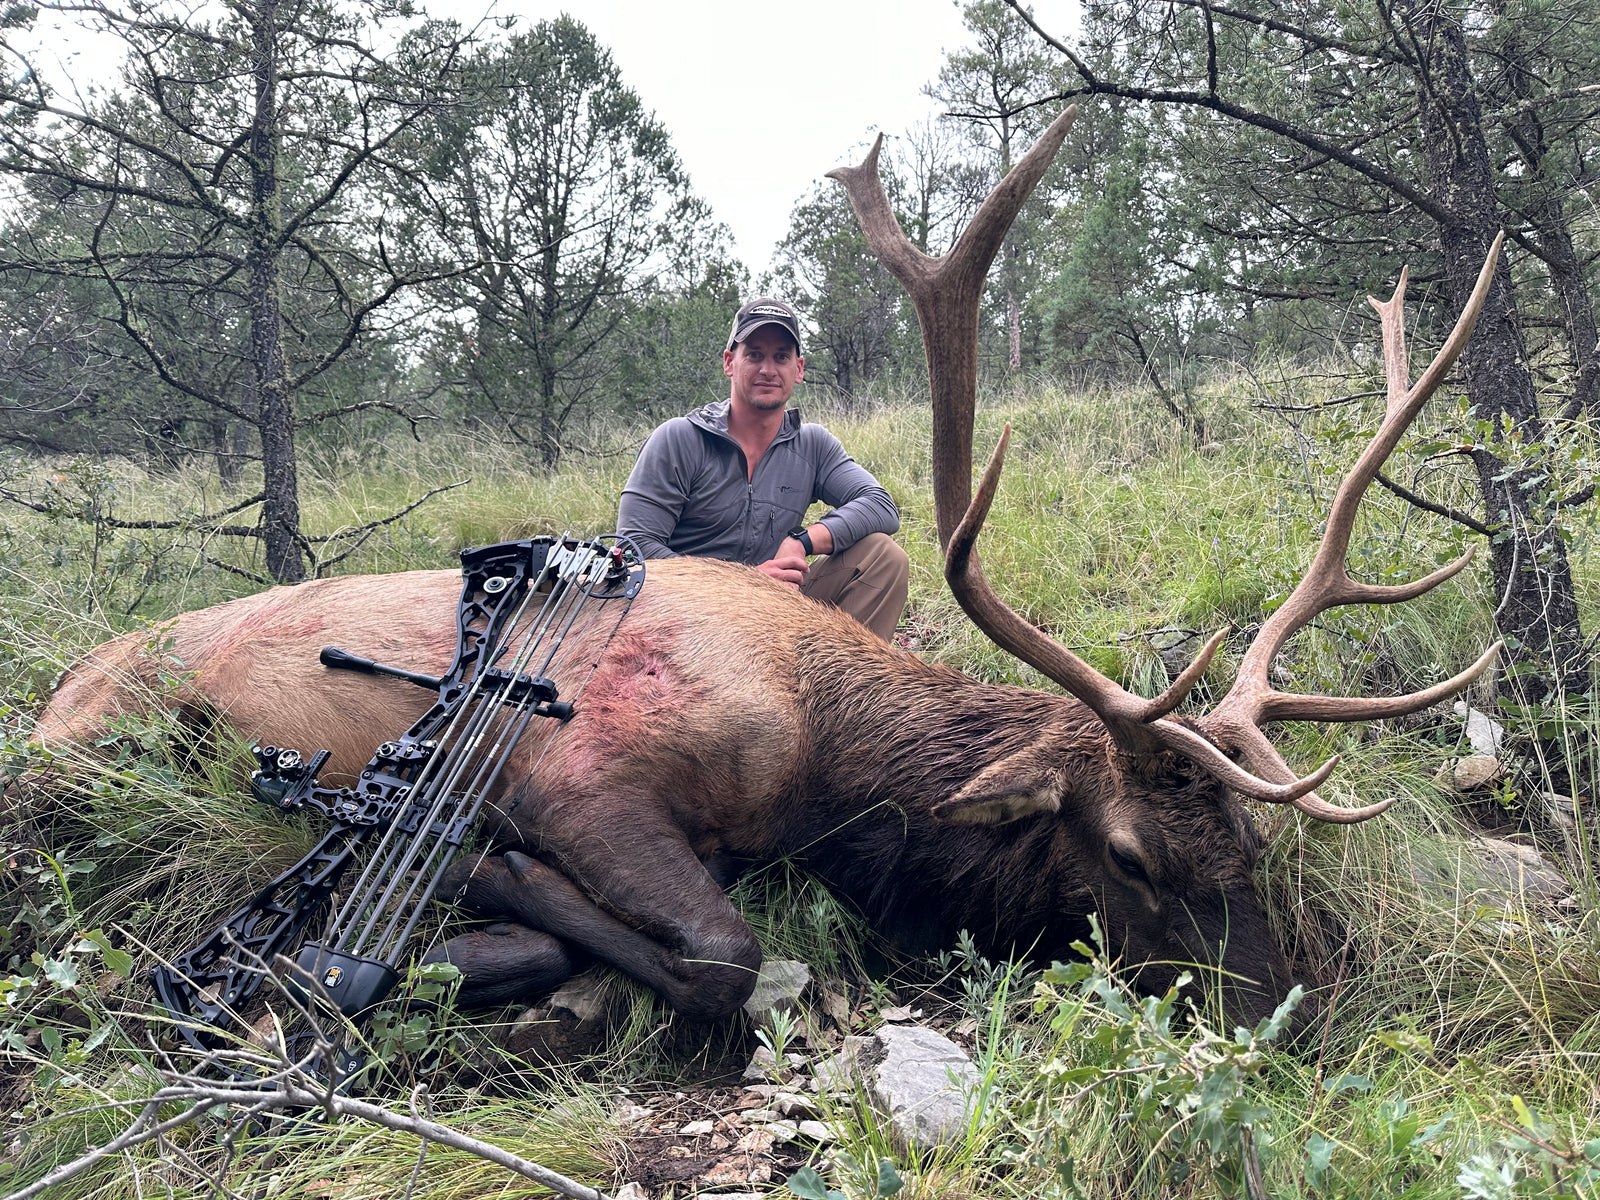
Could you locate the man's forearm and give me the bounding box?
[816,487,899,554]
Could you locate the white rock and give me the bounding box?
[1471,837,1570,904]
[772,1091,818,1118]
[679,1119,715,1136]
[1454,702,1506,755]
[735,1128,776,1154]
[742,959,811,1027]
[615,1185,648,1200]
[794,1120,839,1143]
[1412,837,1572,909]
[1452,754,1502,790]
[741,1045,777,1083]
[810,1035,872,1091]
[869,1024,981,1153]
[805,1025,981,1152]
[1544,791,1579,830]
[546,968,610,1023]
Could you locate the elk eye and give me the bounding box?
[1110,844,1150,885]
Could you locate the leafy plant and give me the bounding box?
[1010,917,1301,1194]
[786,1155,904,1200]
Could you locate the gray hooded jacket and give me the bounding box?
[617,400,900,564]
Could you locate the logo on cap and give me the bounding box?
[727,297,804,355]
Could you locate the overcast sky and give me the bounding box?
[30,0,1085,273]
[496,0,978,274]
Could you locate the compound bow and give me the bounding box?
[150,535,645,1072]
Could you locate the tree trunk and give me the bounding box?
[1542,209,1600,422]
[247,0,303,582]
[1494,1,1600,423]
[1411,7,1588,699]
[1000,122,1022,373]
[1007,284,1022,372]
[539,361,559,468]
[211,418,247,491]
[1519,175,1600,423]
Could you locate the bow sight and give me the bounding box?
[150,535,645,1070]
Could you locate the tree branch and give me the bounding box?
[0,486,266,533]
[1375,471,1492,534]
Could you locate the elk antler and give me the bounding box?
[1189,237,1506,820]
[830,108,1502,824]
[827,106,1080,555]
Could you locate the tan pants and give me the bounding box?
[799,532,910,641]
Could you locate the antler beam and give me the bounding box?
[828,105,1079,554]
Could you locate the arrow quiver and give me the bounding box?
[150,535,645,1063]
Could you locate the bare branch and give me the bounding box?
[0,486,266,534]
[1001,0,1566,272]
[295,399,440,437]
[1375,470,1493,534]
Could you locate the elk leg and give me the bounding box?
[421,921,577,1008]
[439,849,761,1023]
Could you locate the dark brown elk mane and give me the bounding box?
[794,639,1265,956]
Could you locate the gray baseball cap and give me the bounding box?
[726,298,804,355]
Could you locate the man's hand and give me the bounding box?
[757,542,810,589]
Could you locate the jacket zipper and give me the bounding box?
[695,408,799,560]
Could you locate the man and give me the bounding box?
[617,298,909,640]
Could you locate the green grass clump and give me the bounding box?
[3,369,1598,1198]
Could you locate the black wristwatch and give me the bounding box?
[786,525,814,556]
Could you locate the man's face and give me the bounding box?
[725,326,803,413]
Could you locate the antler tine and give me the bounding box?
[1378,266,1411,418]
[1144,628,1228,720]
[949,425,1162,743]
[1151,716,1342,803]
[1213,723,1393,823]
[824,135,937,295]
[1263,640,1503,722]
[829,105,1078,553]
[1185,237,1505,823]
[1208,235,1503,730]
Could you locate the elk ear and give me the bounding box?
[932,748,1065,827]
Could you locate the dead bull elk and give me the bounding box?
[32,106,1501,1027]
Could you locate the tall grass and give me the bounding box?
[2,369,1597,1197]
